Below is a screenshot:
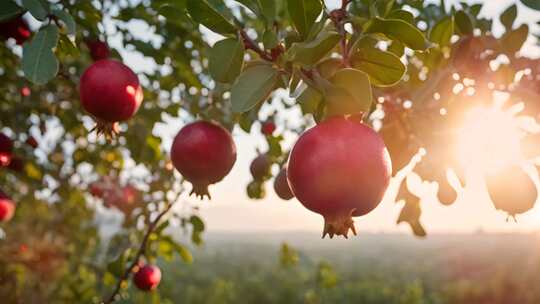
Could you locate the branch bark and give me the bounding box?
[101,193,180,304]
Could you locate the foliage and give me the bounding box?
[0,0,539,302]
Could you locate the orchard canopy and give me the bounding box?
[1,0,540,302]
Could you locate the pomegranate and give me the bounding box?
[171,121,236,198]
[0,16,31,45]
[247,180,266,199]
[261,121,276,136]
[133,264,161,291]
[7,156,23,172]
[0,133,13,154]
[79,59,143,136]
[273,168,294,200]
[86,39,110,61]
[486,165,537,219]
[89,182,104,198]
[0,152,11,167]
[250,154,271,181]
[26,136,38,149]
[288,117,392,238]
[20,86,31,97]
[0,191,15,222]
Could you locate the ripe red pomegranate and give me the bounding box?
[288,117,392,238]
[26,136,38,149]
[171,121,236,198]
[250,154,271,181]
[20,86,31,97]
[261,121,276,136]
[0,133,13,154]
[7,156,23,172]
[486,165,537,219]
[79,59,143,136]
[0,152,11,167]
[273,168,294,200]
[86,39,110,61]
[0,16,31,45]
[133,264,161,291]
[0,191,15,222]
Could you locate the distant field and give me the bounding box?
[122,232,540,304]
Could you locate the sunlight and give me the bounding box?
[455,105,524,174]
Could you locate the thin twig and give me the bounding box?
[102,193,180,304]
[240,30,273,62]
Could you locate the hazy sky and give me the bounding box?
[113,0,540,236]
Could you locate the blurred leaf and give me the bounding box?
[287,0,322,39]
[52,9,76,35]
[351,47,405,86]
[521,0,540,11]
[500,4,517,30]
[186,0,236,35]
[22,0,48,21]
[430,16,454,47]
[455,10,473,35]
[231,64,279,113]
[387,9,414,24]
[22,24,59,84]
[209,38,244,83]
[0,1,23,22]
[365,17,429,50]
[262,29,279,49]
[500,24,529,55]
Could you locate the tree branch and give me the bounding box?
[101,193,181,304]
[240,30,273,62]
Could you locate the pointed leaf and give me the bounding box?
[52,9,76,35]
[455,10,473,35]
[287,0,322,38]
[186,0,236,35]
[500,24,529,55]
[231,65,279,112]
[387,9,414,24]
[22,25,59,85]
[500,4,517,30]
[351,48,405,86]
[209,38,244,83]
[521,0,540,11]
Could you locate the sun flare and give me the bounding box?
[455,105,525,174]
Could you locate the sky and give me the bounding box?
[108,0,540,236]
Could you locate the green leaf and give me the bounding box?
[521,0,540,11]
[430,16,454,47]
[0,1,23,22]
[259,0,277,24]
[52,9,76,35]
[235,0,260,15]
[175,244,193,264]
[231,64,279,113]
[351,48,405,87]
[287,0,322,39]
[327,68,372,114]
[388,40,404,57]
[186,0,236,35]
[500,24,529,55]
[387,9,414,24]
[297,86,323,115]
[22,25,59,85]
[287,30,340,66]
[500,4,517,31]
[22,0,48,21]
[365,17,429,50]
[455,10,473,35]
[263,29,279,49]
[209,38,244,83]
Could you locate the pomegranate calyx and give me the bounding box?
[322,209,358,239]
[90,120,120,140]
[190,183,211,200]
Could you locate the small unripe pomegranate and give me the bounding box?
[171,121,236,198]
[288,117,392,238]
[86,39,110,61]
[133,264,161,291]
[261,121,276,136]
[0,191,15,222]
[247,180,266,199]
[0,16,31,45]
[0,133,13,154]
[79,59,143,136]
[486,165,537,219]
[89,182,104,198]
[250,154,271,181]
[273,168,294,200]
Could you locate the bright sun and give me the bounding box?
[455,105,525,174]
